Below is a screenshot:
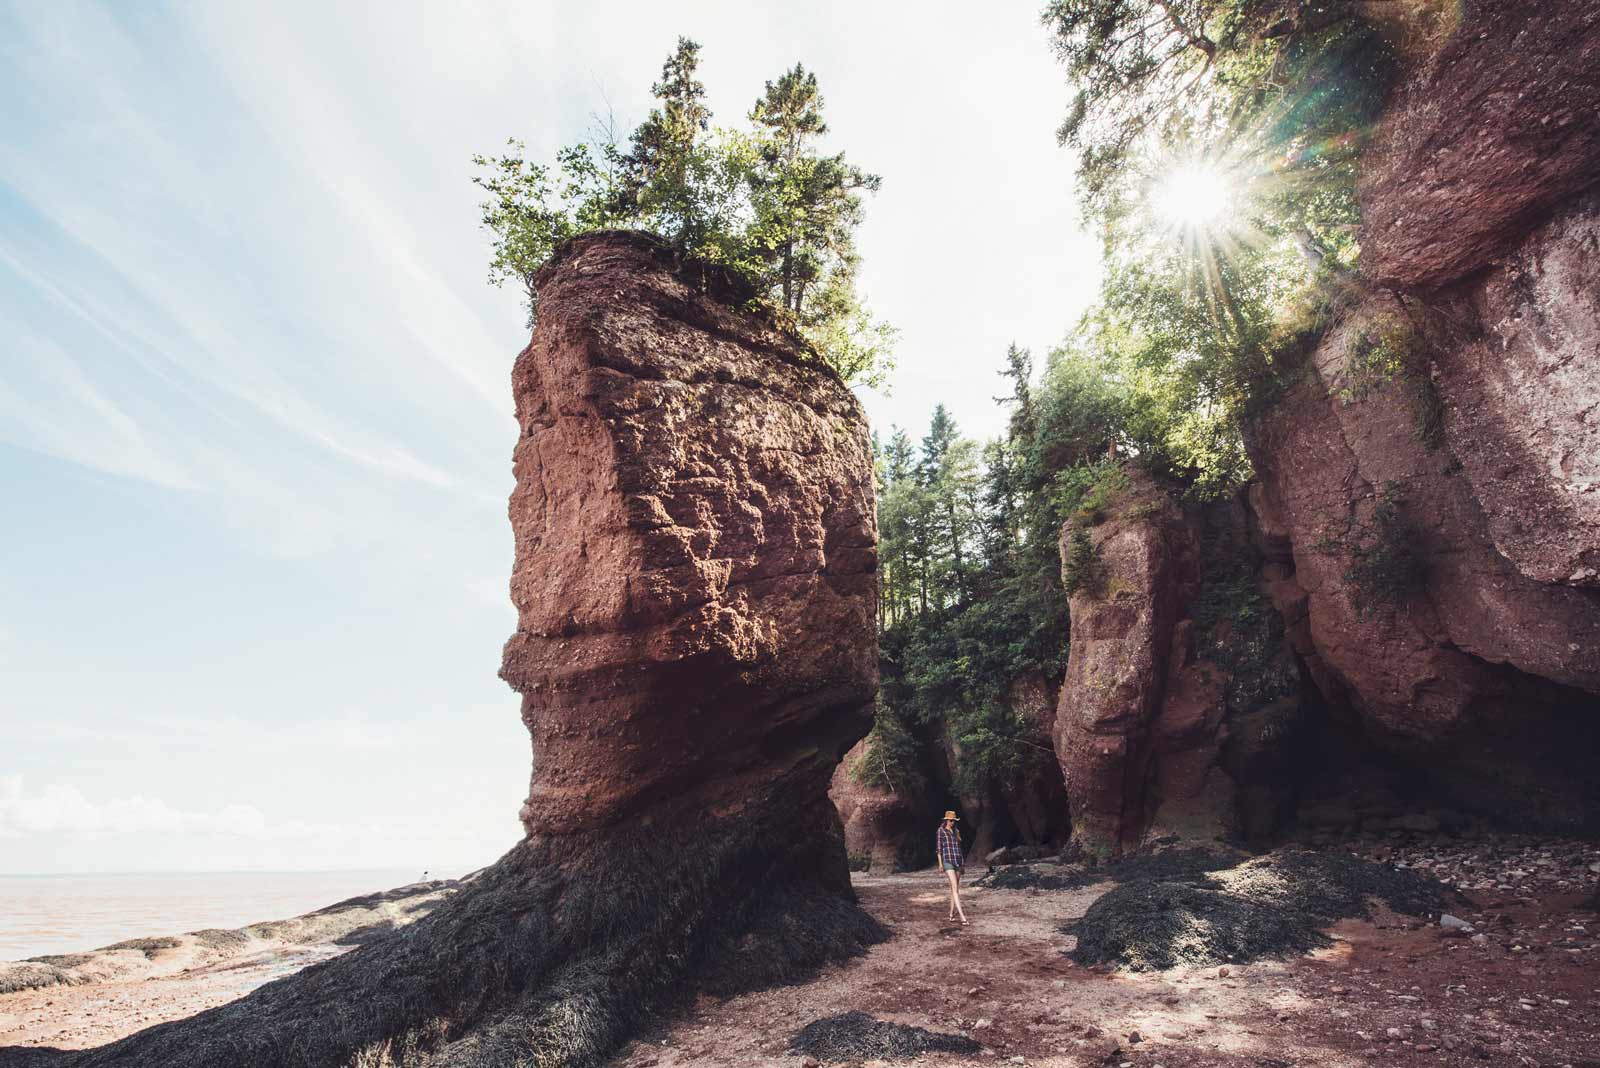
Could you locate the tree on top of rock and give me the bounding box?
[473,41,894,387]
[620,37,715,244]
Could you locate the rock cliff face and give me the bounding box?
[1359,0,1600,291]
[1053,472,1198,853]
[1240,0,1600,833]
[1052,472,1306,854]
[501,230,880,840]
[70,232,885,1068]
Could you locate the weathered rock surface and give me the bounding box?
[1247,297,1600,830]
[1237,4,1600,833]
[1054,472,1222,853]
[1360,0,1600,290]
[1053,473,1313,854]
[1433,190,1600,588]
[831,739,926,873]
[60,232,885,1068]
[1054,472,1196,852]
[501,229,880,838]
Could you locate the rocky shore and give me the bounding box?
[0,878,460,1052]
[3,833,1595,1066]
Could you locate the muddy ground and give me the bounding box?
[610,835,1600,1068]
[1,836,1595,1067]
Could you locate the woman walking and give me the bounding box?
[936,810,969,925]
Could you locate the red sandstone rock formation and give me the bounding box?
[1053,473,1311,854]
[1360,0,1600,290]
[830,739,926,872]
[69,232,884,1068]
[1054,471,1224,853]
[1246,293,1600,829]
[1239,1,1600,830]
[500,231,880,839]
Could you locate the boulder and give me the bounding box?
[831,739,927,873]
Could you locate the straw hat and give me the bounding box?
[941,810,960,821]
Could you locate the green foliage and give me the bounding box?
[471,140,632,326]
[1337,314,1446,450]
[1072,464,1131,525]
[1187,535,1297,713]
[853,701,925,795]
[1030,3,1406,504]
[1338,315,1413,402]
[1062,525,1102,595]
[1043,1,1397,222]
[473,39,893,385]
[1316,481,1424,617]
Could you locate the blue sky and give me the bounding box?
[0,1,1098,874]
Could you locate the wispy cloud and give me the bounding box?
[0,776,339,839]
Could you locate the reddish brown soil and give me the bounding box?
[4,844,1595,1066]
[611,864,1599,1068]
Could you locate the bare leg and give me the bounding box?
[945,868,968,923]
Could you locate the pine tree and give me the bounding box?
[620,37,714,245]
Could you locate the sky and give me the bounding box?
[0,0,1100,875]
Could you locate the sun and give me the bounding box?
[1151,163,1234,229]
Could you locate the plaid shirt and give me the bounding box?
[936,825,963,869]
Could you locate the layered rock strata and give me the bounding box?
[64,232,884,1068]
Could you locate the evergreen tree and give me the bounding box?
[473,41,894,385]
[621,37,713,243]
[746,64,892,386]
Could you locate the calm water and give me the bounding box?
[0,869,431,961]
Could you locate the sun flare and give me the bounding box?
[1152,163,1233,229]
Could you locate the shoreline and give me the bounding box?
[2,834,1596,1064]
[0,877,461,1051]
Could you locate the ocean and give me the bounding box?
[0,869,431,961]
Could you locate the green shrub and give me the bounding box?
[1070,465,1129,526]
[853,702,925,794]
[1338,315,1446,451]
[1062,525,1102,596]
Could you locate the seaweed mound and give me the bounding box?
[34,232,883,1068]
[789,1012,980,1061]
[1070,850,1454,971]
[975,864,1103,891]
[1105,842,1247,883]
[977,841,1245,893]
